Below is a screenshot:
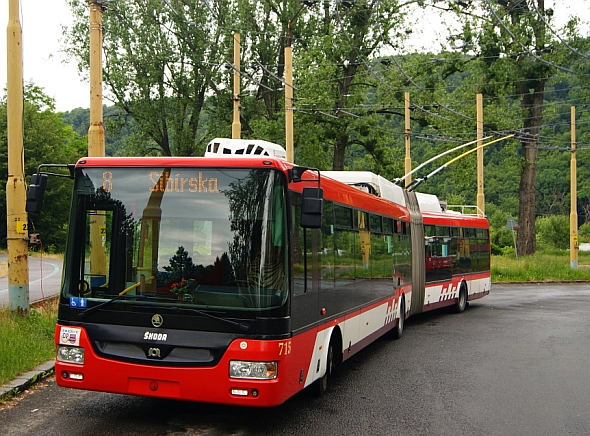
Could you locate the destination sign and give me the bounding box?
[100,170,220,194]
[148,171,219,194]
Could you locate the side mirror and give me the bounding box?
[301,187,323,229]
[26,173,48,214]
[289,166,310,183]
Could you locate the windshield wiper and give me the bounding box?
[77,295,250,332]
[77,294,147,319]
[166,306,251,333]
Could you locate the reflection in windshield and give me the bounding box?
[65,167,288,314]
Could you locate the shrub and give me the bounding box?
[579,222,590,243]
[536,215,569,250]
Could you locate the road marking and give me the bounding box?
[0,261,61,295]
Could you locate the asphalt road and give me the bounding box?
[1,283,589,435]
[0,254,62,307]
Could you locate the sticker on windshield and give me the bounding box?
[69,297,87,308]
[60,327,81,346]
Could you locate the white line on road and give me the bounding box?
[0,260,61,295]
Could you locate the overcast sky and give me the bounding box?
[0,1,587,113]
[1,1,87,112]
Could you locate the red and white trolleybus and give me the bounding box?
[27,138,490,407]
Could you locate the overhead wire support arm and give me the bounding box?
[336,108,360,118]
[224,62,273,91]
[316,110,339,119]
[254,61,297,90]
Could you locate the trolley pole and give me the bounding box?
[404,92,411,188]
[6,0,29,314]
[232,33,241,139]
[89,0,106,279]
[570,106,578,269]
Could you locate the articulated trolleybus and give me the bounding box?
[27,138,490,407]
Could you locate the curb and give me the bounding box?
[0,360,54,403]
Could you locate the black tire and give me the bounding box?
[313,340,334,397]
[455,283,467,313]
[391,295,405,340]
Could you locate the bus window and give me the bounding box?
[320,201,335,289]
[334,204,352,228]
[370,214,382,233]
[383,217,393,235]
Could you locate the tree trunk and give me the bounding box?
[332,132,348,171]
[517,80,545,255]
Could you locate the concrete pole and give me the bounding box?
[89,1,106,278]
[476,93,484,216]
[404,92,411,188]
[285,44,294,163]
[89,0,105,157]
[231,33,241,139]
[570,106,578,269]
[284,3,312,164]
[6,0,29,314]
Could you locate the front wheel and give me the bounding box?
[313,341,334,397]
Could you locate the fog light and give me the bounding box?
[231,388,249,396]
[69,373,84,380]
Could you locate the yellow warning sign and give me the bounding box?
[16,220,28,234]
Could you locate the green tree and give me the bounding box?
[65,0,234,156]
[294,0,408,170]
[443,1,582,255]
[0,84,86,252]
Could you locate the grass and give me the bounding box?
[491,249,590,282]
[0,299,57,388]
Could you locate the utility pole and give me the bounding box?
[570,106,578,269]
[285,32,294,163]
[476,93,484,216]
[285,2,316,163]
[232,33,241,139]
[6,0,29,314]
[89,0,105,157]
[88,0,106,279]
[404,92,411,188]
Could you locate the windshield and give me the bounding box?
[63,167,289,315]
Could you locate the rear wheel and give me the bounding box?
[455,283,467,313]
[391,296,405,339]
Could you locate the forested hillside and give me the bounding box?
[60,51,590,252]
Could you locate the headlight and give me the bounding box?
[229,360,277,380]
[57,346,85,364]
